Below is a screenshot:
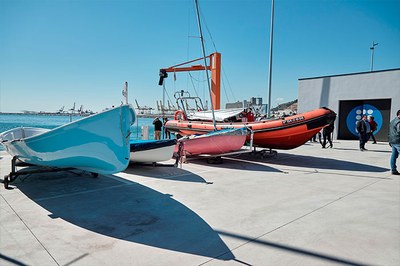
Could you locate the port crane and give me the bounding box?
[155,100,178,114]
[57,106,65,114]
[135,99,153,115]
[78,105,84,114]
[69,103,76,114]
[168,100,178,112]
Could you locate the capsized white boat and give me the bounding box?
[0,104,135,175]
[129,139,176,164]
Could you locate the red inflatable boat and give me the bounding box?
[166,107,336,150]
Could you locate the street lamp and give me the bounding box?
[370,41,378,72]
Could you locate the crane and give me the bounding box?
[158,52,221,110]
[134,99,153,115]
[57,106,65,114]
[69,103,76,113]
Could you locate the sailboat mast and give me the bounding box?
[267,0,274,118]
[194,0,217,130]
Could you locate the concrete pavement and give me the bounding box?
[0,140,399,265]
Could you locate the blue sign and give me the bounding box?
[346,104,383,136]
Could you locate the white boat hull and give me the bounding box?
[129,139,176,163]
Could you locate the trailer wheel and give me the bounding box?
[207,157,223,164]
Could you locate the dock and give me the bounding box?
[0,140,399,265]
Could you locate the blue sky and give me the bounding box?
[1,0,399,113]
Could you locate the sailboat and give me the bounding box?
[165,0,249,159]
[175,127,249,157]
[159,1,336,150]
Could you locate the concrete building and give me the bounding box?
[226,101,243,109]
[225,97,265,113]
[298,68,400,141]
[244,97,263,107]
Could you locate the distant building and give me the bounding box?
[226,97,263,109]
[226,101,243,109]
[22,110,38,114]
[243,97,263,108]
[298,68,400,141]
[226,97,266,115]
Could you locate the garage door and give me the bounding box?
[338,99,391,141]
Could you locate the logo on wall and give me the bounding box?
[346,104,383,136]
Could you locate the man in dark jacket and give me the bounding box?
[356,115,370,151]
[389,110,400,175]
[322,121,334,148]
[153,117,163,140]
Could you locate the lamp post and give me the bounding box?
[370,41,378,72]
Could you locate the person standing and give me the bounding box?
[163,117,171,139]
[322,122,334,148]
[310,133,317,142]
[368,116,378,144]
[317,130,322,144]
[246,109,255,122]
[153,117,163,140]
[356,115,370,151]
[310,130,322,144]
[241,109,248,122]
[389,110,400,175]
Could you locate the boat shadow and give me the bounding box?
[124,161,210,183]
[333,147,391,153]
[216,230,368,266]
[257,153,389,173]
[186,156,283,173]
[13,170,234,261]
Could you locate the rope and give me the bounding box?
[222,67,237,101]
[181,2,237,107]
[221,73,230,103]
[188,72,207,82]
[200,7,237,104]
[188,73,200,98]
[200,7,218,52]
[164,87,175,109]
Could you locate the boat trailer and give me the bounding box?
[2,156,98,189]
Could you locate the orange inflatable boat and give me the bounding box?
[165,107,336,150]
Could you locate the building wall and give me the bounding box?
[226,101,243,109]
[298,68,400,140]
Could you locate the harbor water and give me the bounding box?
[0,114,160,151]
